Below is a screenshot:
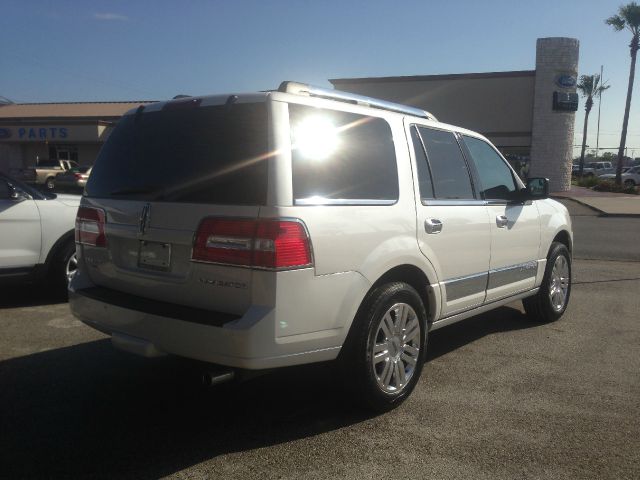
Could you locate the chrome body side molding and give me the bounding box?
[430,288,539,331]
[443,271,489,302]
[487,261,538,289]
[441,261,540,303]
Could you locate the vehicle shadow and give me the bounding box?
[0,340,371,479]
[427,304,534,361]
[0,304,536,478]
[0,285,68,309]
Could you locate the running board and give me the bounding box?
[430,288,539,331]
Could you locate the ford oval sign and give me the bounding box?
[556,75,577,89]
[0,128,11,139]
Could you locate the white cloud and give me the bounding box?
[93,13,129,21]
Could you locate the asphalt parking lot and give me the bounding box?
[1,199,639,480]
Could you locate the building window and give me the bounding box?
[49,145,78,162]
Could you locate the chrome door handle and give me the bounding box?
[425,218,443,234]
[496,215,509,228]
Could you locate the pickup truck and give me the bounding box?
[10,159,79,190]
[574,161,615,177]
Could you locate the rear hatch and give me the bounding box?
[80,98,269,315]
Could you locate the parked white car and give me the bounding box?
[599,166,640,186]
[0,173,79,288]
[69,82,573,411]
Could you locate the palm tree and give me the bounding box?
[577,75,609,177]
[606,2,640,185]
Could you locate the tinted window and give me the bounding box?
[463,135,517,200]
[411,126,434,200]
[85,102,268,205]
[0,179,10,199]
[290,104,398,203]
[418,127,474,199]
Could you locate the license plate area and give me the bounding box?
[138,241,171,272]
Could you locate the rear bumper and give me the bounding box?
[69,269,370,370]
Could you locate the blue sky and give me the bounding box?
[1,0,638,156]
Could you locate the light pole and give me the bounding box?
[596,65,604,157]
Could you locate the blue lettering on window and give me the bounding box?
[28,128,36,139]
[39,128,47,139]
[59,128,68,139]
[18,128,26,139]
[49,128,57,138]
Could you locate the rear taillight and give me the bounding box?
[75,206,107,247]
[73,173,87,179]
[192,218,312,270]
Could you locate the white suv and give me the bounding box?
[69,82,573,411]
[0,173,79,288]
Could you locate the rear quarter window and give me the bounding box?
[289,104,398,204]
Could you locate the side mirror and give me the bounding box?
[9,187,28,202]
[523,177,549,200]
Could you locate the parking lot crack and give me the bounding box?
[573,277,640,285]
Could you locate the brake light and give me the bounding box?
[73,173,87,179]
[192,218,312,270]
[75,206,107,247]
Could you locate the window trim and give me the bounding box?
[422,199,487,207]
[410,125,436,200]
[412,125,479,201]
[294,197,396,206]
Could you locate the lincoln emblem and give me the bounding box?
[139,203,151,235]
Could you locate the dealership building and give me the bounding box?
[0,37,579,191]
[0,101,152,175]
[331,37,579,191]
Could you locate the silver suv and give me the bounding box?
[70,82,573,411]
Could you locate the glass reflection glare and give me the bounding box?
[293,116,340,160]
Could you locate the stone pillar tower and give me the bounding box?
[529,37,579,192]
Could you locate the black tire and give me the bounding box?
[50,238,77,291]
[523,242,571,323]
[338,282,427,413]
[624,179,636,187]
[45,177,55,190]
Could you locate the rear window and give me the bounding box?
[289,104,398,204]
[37,160,61,168]
[85,102,268,205]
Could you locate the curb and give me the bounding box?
[551,196,640,218]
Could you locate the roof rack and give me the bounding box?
[278,81,438,121]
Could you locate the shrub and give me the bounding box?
[575,176,600,188]
[592,179,638,194]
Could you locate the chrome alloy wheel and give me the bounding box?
[548,255,570,312]
[65,253,78,285]
[370,303,421,394]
